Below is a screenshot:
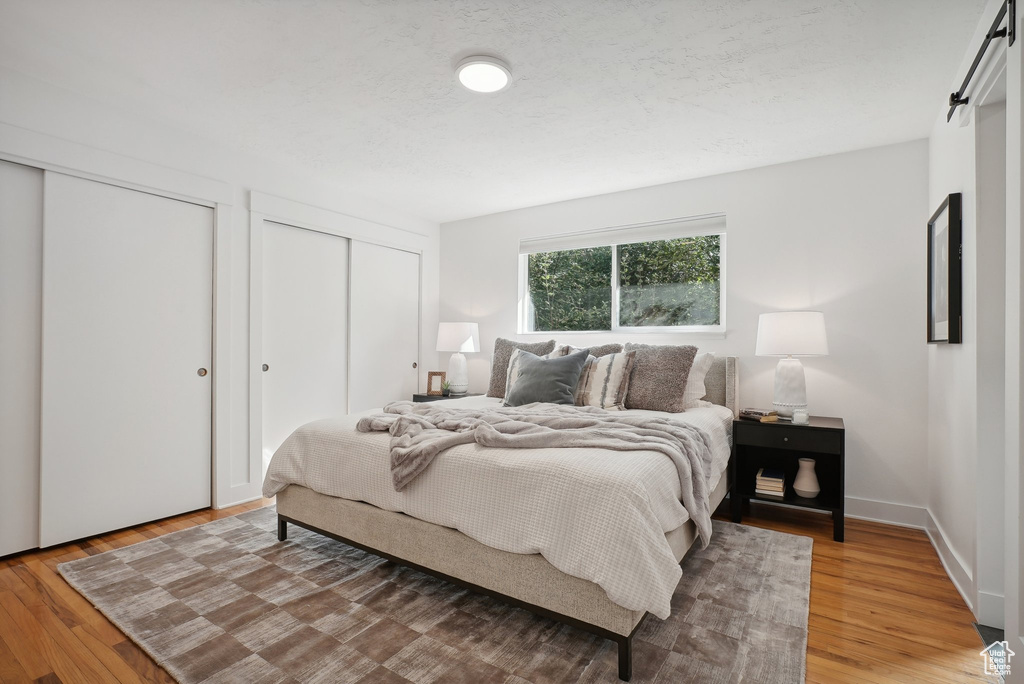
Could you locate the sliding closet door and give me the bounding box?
[40,173,213,547]
[261,221,349,463]
[349,241,419,412]
[0,161,43,556]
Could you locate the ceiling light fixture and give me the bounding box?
[456,55,511,93]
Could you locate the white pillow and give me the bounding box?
[683,352,715,408]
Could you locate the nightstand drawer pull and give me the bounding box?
[784,437,788,442]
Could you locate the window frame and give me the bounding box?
[517,224,727,336]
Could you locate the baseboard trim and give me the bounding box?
[844,496,928,529]
[925,510,975,614]
[213,493,263,510]
[977,591,1005,629]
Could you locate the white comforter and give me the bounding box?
[263,396,733,619]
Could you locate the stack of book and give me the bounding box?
[755,467,786,499]
[740,408,779,422]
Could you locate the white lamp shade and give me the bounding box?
[755,311,829,357]
[436,322,480,353]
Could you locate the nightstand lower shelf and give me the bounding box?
[738,488,841,512]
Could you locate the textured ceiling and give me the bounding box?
[0,0,988,223]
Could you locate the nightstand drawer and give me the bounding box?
[734,423,842,454]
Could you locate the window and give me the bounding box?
[519,216,725,334]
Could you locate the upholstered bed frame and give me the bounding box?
[276,356,738,681]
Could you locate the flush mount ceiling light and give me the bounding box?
[456,55,511,93]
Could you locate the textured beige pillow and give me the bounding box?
[486,338,557,398]
[623,343,698,412]
[575,351,636,410]
[683,352,715,408]
[557,342,624,358]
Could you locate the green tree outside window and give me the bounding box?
[618,235,720,327]
[526,246,612,331]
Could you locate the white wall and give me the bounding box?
[0,66,442,510]
[440,140,930,521]
[927,113,980,606]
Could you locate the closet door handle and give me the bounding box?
[412,362,418,369]
[197,368,208,377]
[262,364,269,372]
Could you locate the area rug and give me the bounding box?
[59,507,812,683]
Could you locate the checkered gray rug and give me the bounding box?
[59,506,811,683]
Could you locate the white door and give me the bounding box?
[0,160,43,555]
[40,173,213,547]
[349,241,419,412]
[1007,12,1024,674]
[261,221,349,469]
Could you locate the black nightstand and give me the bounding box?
[412,393,483,403]
[730,416,846,541]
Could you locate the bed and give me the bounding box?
[265,356,737,681]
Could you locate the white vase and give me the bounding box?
[793,458,820,498]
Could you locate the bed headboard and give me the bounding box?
[704,356,738,416]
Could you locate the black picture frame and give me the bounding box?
[927,193,962,344]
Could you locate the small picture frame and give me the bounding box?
[927,193,963,344]
[426,371,447,396]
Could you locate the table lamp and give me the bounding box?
[755,311,829,417]
[436,322,479,394]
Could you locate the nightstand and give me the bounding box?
[412,393,483,403]
[730,416,846,541]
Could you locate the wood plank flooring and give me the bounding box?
[0,499,993,683]
[715,503,995,684]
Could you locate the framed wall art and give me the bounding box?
[927,192,962,344]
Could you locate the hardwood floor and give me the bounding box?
[714,503,996,684]
[0,499,993,683]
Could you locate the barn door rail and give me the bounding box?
[948,0,1015,122]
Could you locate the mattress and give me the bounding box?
[263,396,734,619]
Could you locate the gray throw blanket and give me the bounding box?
[356,401,717,547]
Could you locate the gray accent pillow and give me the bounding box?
[504,350,591,407]
[487,337,557,398]
[504,346,567,398]
[623,343,698,412]
[559,343,623,358]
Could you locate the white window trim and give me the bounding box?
[517,219,726,336]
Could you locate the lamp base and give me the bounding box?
[447,352,469,394]
[772,356,807,418]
